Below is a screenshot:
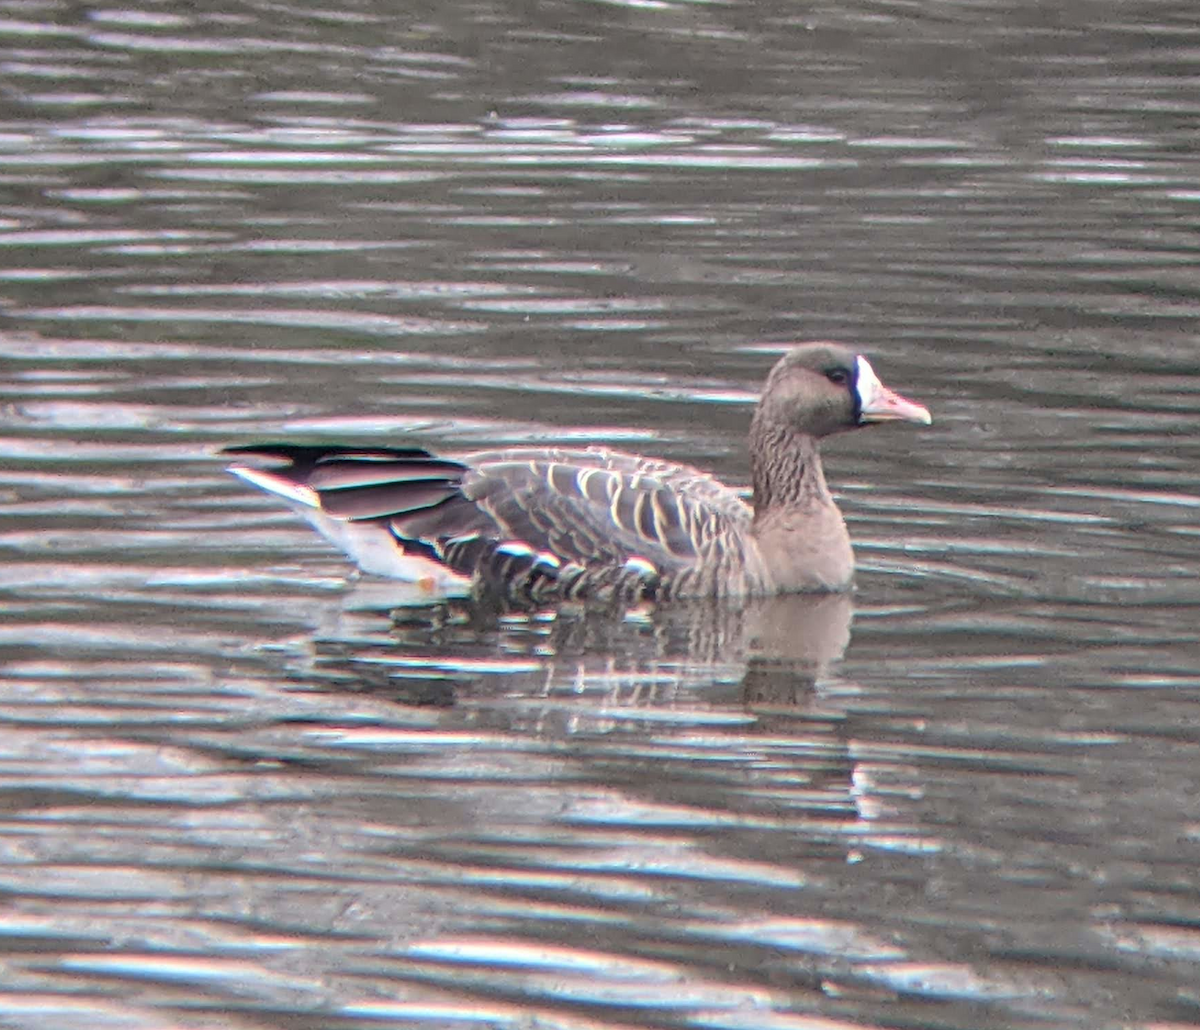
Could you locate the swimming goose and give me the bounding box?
[224,342,930,601]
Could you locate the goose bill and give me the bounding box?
[854,356,932,425]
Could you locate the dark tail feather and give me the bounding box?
[307,458,465,491]
[320,481,461,521]
[223,444,471,521]
[221,443,439,478]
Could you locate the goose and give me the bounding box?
[224,342,930,601]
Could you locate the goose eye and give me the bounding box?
[824,368,850,386]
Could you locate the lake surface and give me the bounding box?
[3,1,1200,1027]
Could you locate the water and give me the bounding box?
[3,1,1200,1027]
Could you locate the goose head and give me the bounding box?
[753,341,931,439]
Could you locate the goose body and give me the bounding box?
[225,343,930,601]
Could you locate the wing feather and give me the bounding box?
[452,447,751,573]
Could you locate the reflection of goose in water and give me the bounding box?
[735,593,854,706]
[303,590,867,845]
[225,343,929,602]
[306,586,855,711]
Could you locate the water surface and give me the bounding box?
[3,1,1200,1027]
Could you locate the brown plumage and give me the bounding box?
[224,342,930,601]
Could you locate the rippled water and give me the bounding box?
[3,1,1200,1027]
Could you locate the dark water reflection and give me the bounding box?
[3,0,1200,1027]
